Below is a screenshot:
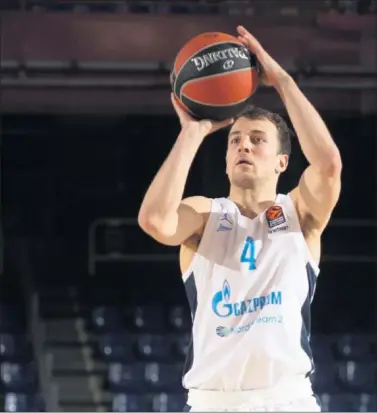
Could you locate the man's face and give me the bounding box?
[226,116,289,188]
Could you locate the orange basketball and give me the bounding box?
[170,32,259,121]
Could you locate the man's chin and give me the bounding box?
[230,174,257,189]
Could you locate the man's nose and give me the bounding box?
[238,137,252,152]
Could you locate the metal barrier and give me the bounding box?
[1,60,376,90]
[88,217,377,275]
[17,237,60,411]
[30,293,60,412]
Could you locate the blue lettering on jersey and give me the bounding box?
[211,280,282,318]
[240,236,256,270]
[216,315,284,337]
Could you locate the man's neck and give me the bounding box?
[228,185,277,219]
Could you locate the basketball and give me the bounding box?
[170,32,259,121]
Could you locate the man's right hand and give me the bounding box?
[171,93,234,138]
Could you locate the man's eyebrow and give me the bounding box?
[249,129,267,135]
[229,129,267,137]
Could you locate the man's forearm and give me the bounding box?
[138,127,204,228]
[275,75,342,173]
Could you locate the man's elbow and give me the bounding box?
[138,210,153,234]
[325,149,342,177]
[138,209,177,240]
[138,209,160,234]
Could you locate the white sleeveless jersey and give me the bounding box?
[182,194,319,391]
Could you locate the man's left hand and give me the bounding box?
[237,25,290,88]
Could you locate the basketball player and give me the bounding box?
[138,26,342,412]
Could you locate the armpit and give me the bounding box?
[184,233,202,249]
[299,210,320,238]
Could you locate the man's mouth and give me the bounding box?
[236,159,253,166]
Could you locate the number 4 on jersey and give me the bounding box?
[240,236,256,270]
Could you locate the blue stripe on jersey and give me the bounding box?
[184,272,198,319]
[183,272,198,377]
[301,262,317,380]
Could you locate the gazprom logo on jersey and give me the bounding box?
[211,280,282,318]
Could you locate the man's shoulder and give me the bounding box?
[182,195,211,204]
[181,196,212,213]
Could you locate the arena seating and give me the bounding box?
[34,267,376,412]
[0,279,43,412]
[89,302,376,412]
[1,271,376,412]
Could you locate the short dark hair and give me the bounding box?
[234,106,292,156]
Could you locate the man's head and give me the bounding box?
[226,106,292,189]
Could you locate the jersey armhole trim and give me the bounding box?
[182,198,220,282]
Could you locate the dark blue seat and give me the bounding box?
[365,394,376,412]
[319,393,354,412]
[0,362,37,392]
[4,393,43,412]
[112,393,150,412]
[168,307,191,332]
[173,333,191,359]
[312,363,340,394]
[128,3,152,13]
[351,394,377,412]
[0,334,31,359]
[311,334,334,362]
[87,3,117,12]
[34,1,75,11]
[152,392,186,412]
[145,363,182,391]
[337,361,376,392]
[334,334,371,361]
[108,362,146,392]
[136,334,170,361]
[317,393,329,412]
[92,306,123,331]
[131,306,165,332]
[97,333,134,361]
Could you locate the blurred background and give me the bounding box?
[0,0,376,412]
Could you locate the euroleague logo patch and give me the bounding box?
[265,205,286,228]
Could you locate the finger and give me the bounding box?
[237,25,259,44]
[170,92,178,110]
[237,25,248,36]
[213,118,234,131]
[237,26,263,52]
[171,93,195,124]
[222,118,234,127]
[237,36,248,47]
[171,93,184,118]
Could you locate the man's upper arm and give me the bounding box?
[141,196,211,246]
[290,164,341,232]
